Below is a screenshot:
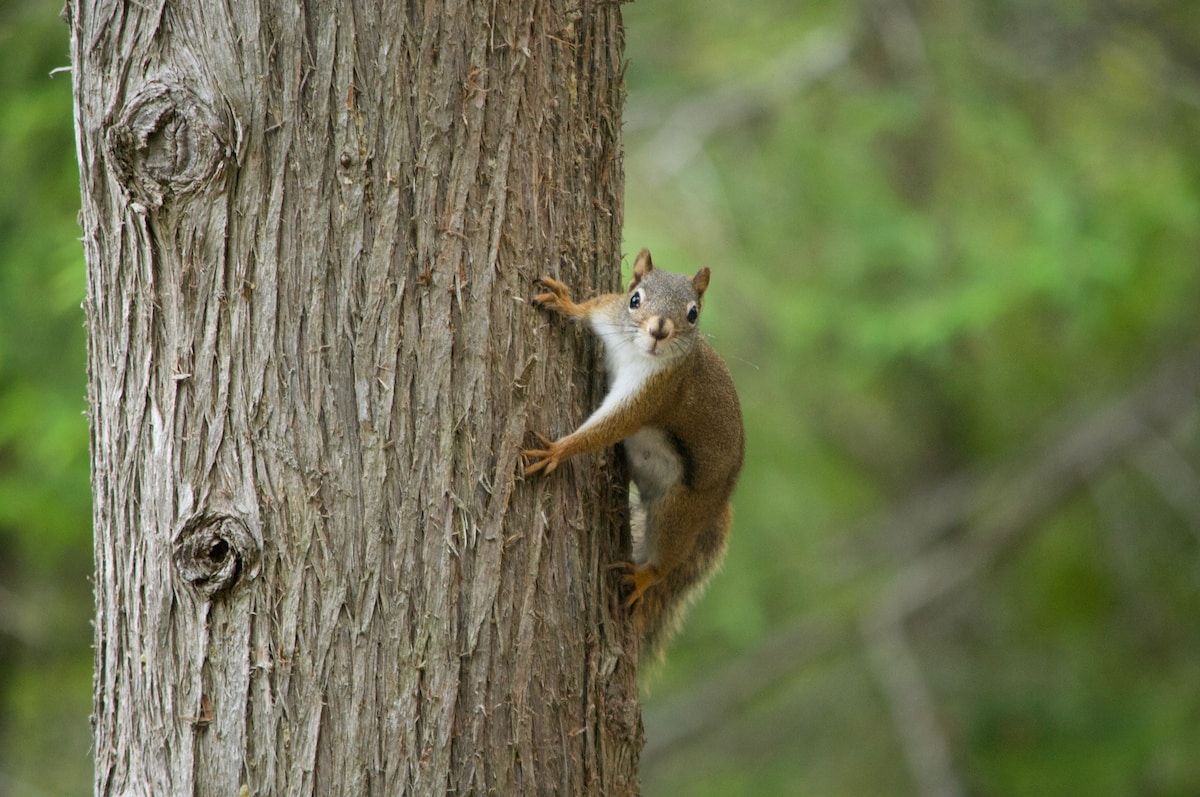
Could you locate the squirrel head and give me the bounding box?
[624,248,711,360]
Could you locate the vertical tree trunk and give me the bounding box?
[70,1,640,794]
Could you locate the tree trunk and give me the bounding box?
[70,0,640,794]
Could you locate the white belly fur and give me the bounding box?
[624,427,684,503]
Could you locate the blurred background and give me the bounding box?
[3,0,1199,794]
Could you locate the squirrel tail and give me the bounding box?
[631,504,731,664]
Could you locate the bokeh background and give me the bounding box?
[3,0,1199,794]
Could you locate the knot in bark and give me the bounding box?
[173,512,260,597]
[105,82,232,209]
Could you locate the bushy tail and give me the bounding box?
[632,550,724,664]
[630,504,731,664]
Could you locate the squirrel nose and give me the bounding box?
[649,317,672,341]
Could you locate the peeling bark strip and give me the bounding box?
[71,1,639,795]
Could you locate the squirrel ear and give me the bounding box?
[692,267,710,299]
[628,248,654,291]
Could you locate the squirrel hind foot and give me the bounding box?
[614,561,661,609]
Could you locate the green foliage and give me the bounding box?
[626,0,1200,794]
[0,4,90,563]
[0,3,93,794]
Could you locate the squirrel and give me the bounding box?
[523,248,745,661]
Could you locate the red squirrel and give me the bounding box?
[524,248,745,659]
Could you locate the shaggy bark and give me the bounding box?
[70,0,640,794]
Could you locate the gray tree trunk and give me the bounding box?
[69,1,640,794]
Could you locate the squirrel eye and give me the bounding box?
[629,291,642,310]
[687,304,699,323]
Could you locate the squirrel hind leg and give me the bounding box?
[629,499,649,563]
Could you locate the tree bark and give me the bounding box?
[70,0,640,794]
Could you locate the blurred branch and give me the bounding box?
[643,346,1200,780]
[862,617,963,797]
[829,470,980,582]
[864,0,930,76]
[643,611,848,763]
[627,28,853,183]
[1130,426,1200,542]
[868,347,1200,621]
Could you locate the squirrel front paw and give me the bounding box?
[531,276,575,314]
[521,432,565,475]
